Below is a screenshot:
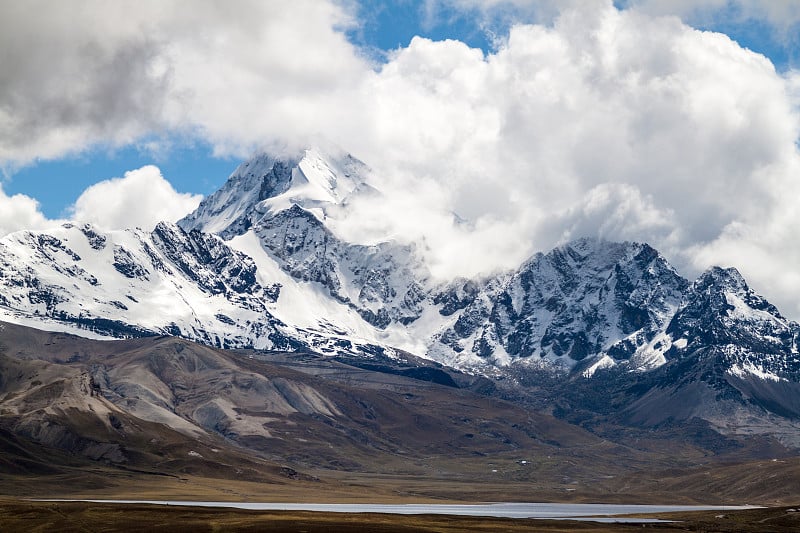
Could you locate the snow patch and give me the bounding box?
[728,362,785,382]
[725,292,788,327]
[582,354,616,378]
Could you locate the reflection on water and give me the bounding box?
[40,500,756,521]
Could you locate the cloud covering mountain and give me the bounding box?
[1,0,800,317]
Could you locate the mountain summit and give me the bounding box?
[179,148,372,239]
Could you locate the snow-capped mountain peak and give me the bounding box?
[296,147,368,204]
[428,237,689,370]
[664,265,797,359]
[179,147,372,239]
[178,153,294,238]
[178,147,433,340]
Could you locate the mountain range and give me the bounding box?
[1,147,800,498]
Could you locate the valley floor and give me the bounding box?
[3,455,800,531]
[4,461,799,506]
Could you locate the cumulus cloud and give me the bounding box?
[0,1,171,167]
[70,166,202,231]
[0,0,366,167]
[345,8,796,249]
[0,187,59,237]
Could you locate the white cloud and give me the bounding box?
[0,0,366,167]
[552,184,678,246]
[70,166,202,231]
[0,187,59,237]
[625,0,800,35]
[430,0,800,35]
[0,1,171,167]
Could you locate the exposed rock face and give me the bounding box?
[152,222,270,299]
[253,205,428,329]
[429,239,689,368]
[665,267,799,367]
[178,154,297,240]
[526,264,800,449]
[634,266,800,435]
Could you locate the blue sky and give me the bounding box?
[5,0,797,219]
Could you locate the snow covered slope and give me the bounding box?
[0,220,430,362]
[0,222,296,349]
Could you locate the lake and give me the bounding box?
[40,500,756,521]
